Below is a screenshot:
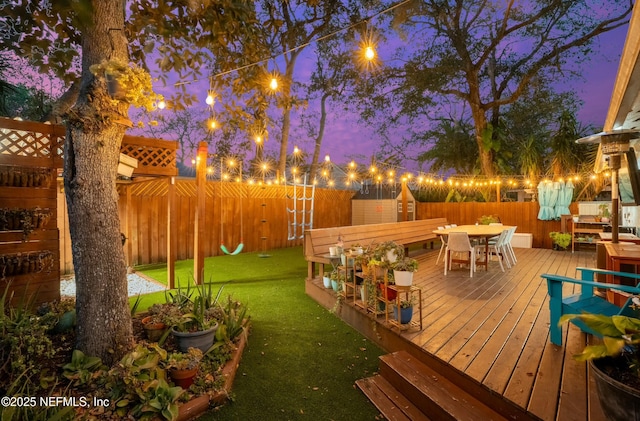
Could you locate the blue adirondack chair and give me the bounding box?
[542,267,640,346]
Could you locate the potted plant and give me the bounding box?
[478,215,501,225]
[322,273,332,289]
[373,264,396,306]
[354,247,373,275]
[329,269,340,292]
[89,59,163,112]
[164,347,203,389]
[373,241,405,265]
[170,282,223,353]
[142,303,180,343]
[393,297,416,324]
[549,232,571,250]
[350,243,364,255]
[560,312,640,421]
[391,257,419,286]
[599,203,611,223]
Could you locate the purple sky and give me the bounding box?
[243,20,632,174]
[10,12,631,175]
[146,17,627,179]
[560,24,629,128]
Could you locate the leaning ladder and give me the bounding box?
[286,174,315,240]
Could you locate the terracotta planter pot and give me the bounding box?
[170,367,198,389]
[141,316,167,342]
[377,283,397,301]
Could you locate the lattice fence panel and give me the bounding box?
[120,143,175,171]
[0,123,64,160]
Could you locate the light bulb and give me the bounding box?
[269,77,278,90]
[157,100,166,110]
[205,94,214,105]
[365,46,375,61]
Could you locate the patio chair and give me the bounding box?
[542,267,640,346]
[435,226,448,265]
[504,226,517,265]
[444,232,478,277]
[486,229,510,272]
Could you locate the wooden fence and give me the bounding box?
[417,201,578,249]
[58,182,574,272]
[59,178,356,270]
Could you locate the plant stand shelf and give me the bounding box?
[354,265,392,317]
[571,219,607,253]
[386,284,423,331]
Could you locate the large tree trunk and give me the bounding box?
[309,92,330,181]
[468,80,495,177]
[276,51,301,179]
[64,0,132,365]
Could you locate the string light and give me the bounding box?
[268,71,280,92]
[187,149,596,197]
[157,100,166,110]
[364,46,375,61]
[205,91,215,106]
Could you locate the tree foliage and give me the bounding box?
[367,0,632,176]
[0,0,269,363]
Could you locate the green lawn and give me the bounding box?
[134,247,385,420]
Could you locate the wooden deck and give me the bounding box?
[307,247,608,421]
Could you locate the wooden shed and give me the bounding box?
[352,183,416,225]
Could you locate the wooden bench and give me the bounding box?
[304,218,449,281]
[542,267,640,346]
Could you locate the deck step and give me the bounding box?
[356,375,431,421]
[368,350,509,421]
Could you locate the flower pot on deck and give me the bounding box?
[393,306,413,324]
[591,357,640,421]
[377,283,397,301]
[393,270,414,286]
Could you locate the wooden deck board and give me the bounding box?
[313,246,606,421]
[409,247,600,420]
[443,249,549,372]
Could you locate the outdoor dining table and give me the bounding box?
[433,225,514,271]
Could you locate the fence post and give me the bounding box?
[193,142,207,284]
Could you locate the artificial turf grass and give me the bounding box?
[134,247,386,420]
